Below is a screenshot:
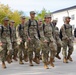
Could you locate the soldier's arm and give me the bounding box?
[16,25,22,40]
[26,20,31,38]
[0,25,2,46]
[61,26,68,40]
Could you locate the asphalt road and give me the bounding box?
[0,44,76,75]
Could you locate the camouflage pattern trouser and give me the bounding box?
[62,39,73,58]
[41,42,49,63]
[27,38,40,60]
[49,41,57,58]
[0,42,12,62]
[56,39,62,55]
[18,41,28,60]
[12,42,18,58]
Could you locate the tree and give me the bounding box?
[35,8,51,20]
[0,3,22,26]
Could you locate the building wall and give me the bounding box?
[52,8,76,29]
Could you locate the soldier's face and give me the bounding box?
[30,14,35,19]
[49,17,52,22]
[21,18,25,23]
[10,22,15,26]
[4,20,9,25]
[45,18,49,23]
[66,18,70,22]
[38,21,42,25]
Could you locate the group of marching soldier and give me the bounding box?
[0,11,74,69]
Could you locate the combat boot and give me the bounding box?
[67,54,73,62]
[33,57,40,64]
[13,56,18,61]
[67,56,73,61]
[50,57,54,67]
[6,55,12,64]
[19,57,24,64]
[24,55,28,62]
[2,62,6,69]
[19,60,24,64]
[56,55,61,59]
[29,60,33,66]
[44,63,49,69]
[40,55,42,60]
[37,57,40,64]
[63,58,68,63]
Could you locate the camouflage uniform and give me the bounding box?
[40,14,57,68]
[10,20,18,61]
[61,17,73,63]
[27,18,40,65]
[17,22,28,63]
[52,20,62,59]
[43,22,57,59]
[54,27,62,59]
[40,24,49,64]
[38,19,44,60]
[0,17,12,68]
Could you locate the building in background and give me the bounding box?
[52,5,76,29]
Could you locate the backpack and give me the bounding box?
[28,19,40,39]
[59,24,72,40]
[1,25,12,38]
[74,28,76,37]
[59,25,66,40]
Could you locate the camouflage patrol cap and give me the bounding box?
[10,20,15,23]
[44,14,51,18]
[3,17,9,21]
[65,16,71,19]
[30,11,36,14]
[21,16,26,19]
[48,13,52,18]
[52,20,57,23]
[38,19,42,22]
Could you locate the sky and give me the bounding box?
[0,0,76,16]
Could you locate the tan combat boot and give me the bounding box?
[19,57,24,64]
[56,55,61,59]
[19,60,24,64]
[13,57,18,61]
[63,58,68,63]
[67,54,73,62]
[29,60,33,66]
[33,57,40,64]
[6,55,12,64]
[50,57,54,67]
[2,62,6,69]
[24,55,28,62]
[68,57,73,61]
[44,63,49,69]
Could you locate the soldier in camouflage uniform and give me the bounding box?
[0,17,12,69]
[17,16,28,64]
[41,14,57,69]
[52,20,62,59]
[60,16,73,63]
[9,20,18,61]
[27,11,40,66]
[37,19,43,60]
[38,18,49,69]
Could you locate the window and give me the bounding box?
[71,15,75,20]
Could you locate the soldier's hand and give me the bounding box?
[44,40,48,43]
[28,37,31,41]
[19,38,22,42]
[7,51,10,55]
[0,42,2,46]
